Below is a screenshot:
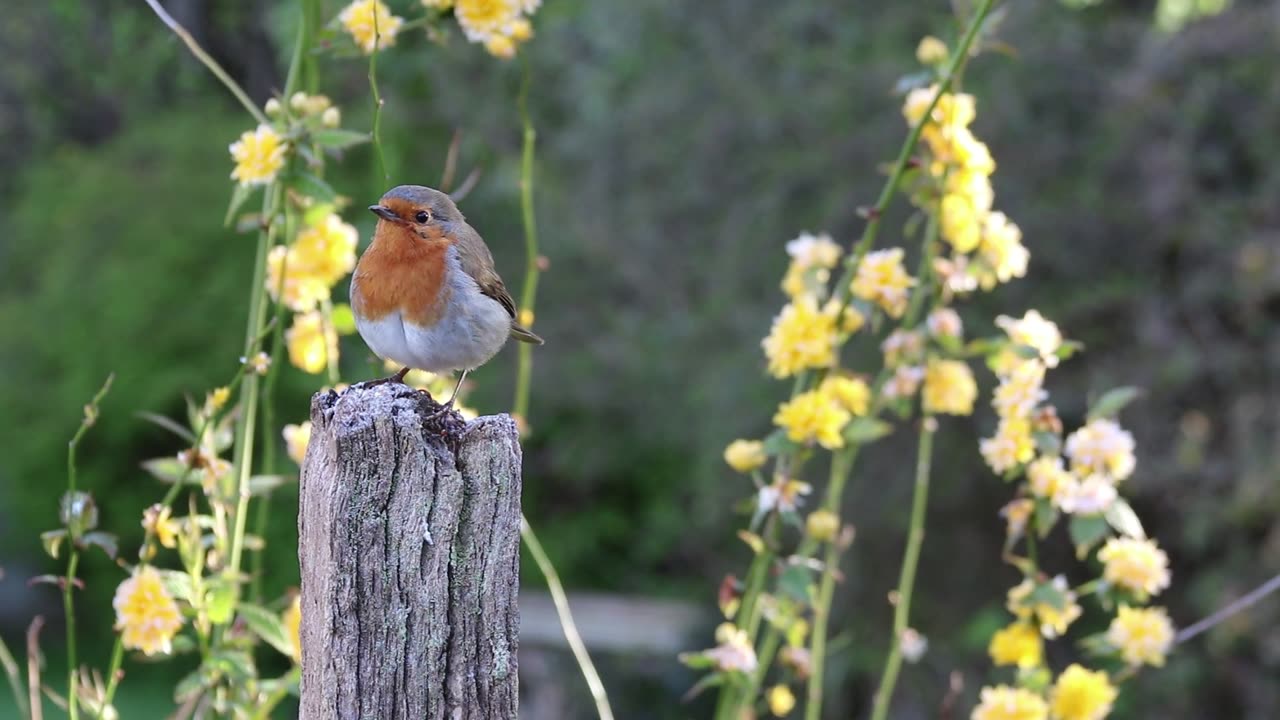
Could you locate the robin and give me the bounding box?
[351,185,543,404]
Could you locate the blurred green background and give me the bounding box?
[1,0,1277,718]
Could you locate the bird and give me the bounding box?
[350,184,543,405]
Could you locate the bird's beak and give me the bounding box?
[368,205,401,223]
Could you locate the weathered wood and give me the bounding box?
[298,382,521,720]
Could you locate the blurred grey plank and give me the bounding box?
[519,591,704,654]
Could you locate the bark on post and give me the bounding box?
[297,382,521,720]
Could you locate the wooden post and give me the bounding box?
[297,383,522,720]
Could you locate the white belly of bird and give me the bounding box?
[354,257,511,374]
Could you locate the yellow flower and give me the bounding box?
[205,386,231,415]
[805,509,840,542]
[767,684,796,717]
[266,214,358,311]
[786,232,842,269]
[1107,605,1174,667]
[916,35,948,65]
[283,422,312,466]
[762,296,838,378]
[113,566,184,656]
[819,375,871,416]
[940,192,984,253]
[978,212,1029,290]
[1065,419,1136,481]
[1097,538,1170,597]
[992,359,1048,419]
[923,358,977,416]
[724,439,767,473]
[485,34,516,58]
[287,311,338,375]
[988,621,1043,669]
[1027,456,1072,505]
[824,299,866,335]
[1049,665,1116,720]
[1007,577,1082,638]
[947,169,995,213]
[774,390,850,450]
[980,417,1035,474]
[971,685,1049,720]
[284,594,303,662]
[852,248,915,318]
[229,125,287,187]
[1055,473,1118,515]
[455,0,522,42]
[339,0,404,53]
[996,310,1063,369]
[926,307,963,339]
[141,504,180,549]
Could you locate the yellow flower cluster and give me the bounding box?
[762,296,839,378]
[449,0,539,59]
[229,125,287,187]
[1097,537,1171,598]
[339,0,404,54]
[724,439,766,473]
[113,566,184,656]
[782,232,842,299]
[773,390,850,450]
[287,311,339,375]
[851,248,915,318]
[1065,419,1136,482]
[1049,665,1116,720]
[923,358,977,415]
[1106,605,1173,667]
[903,85,1029,293]
[971,685,1048,720]
[267,213,359,312]
[1007,576,1082,639]
[987,621,1042,668]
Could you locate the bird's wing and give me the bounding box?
[454,223,544,345]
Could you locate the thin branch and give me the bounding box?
[521,517,615,720]
[1176,571,1280,645]
[140,0,270,126]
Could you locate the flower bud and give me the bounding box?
[264,98,282,117]
[805,509,839,542]
[916,35,948,65]
[321,107,342,128]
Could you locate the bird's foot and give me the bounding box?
[360,366,411,389]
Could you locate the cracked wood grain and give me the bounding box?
[298,383,521,720]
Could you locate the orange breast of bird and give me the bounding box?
[352,224,455,327]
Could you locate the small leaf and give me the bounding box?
[142,458,191,485]
[206,582,237,625]
[1068,514,1111,559]
[965,337,1004,357]
[737,531,764,554]
[41,529,68,559]
[157,570,195,604]
[761,429,798,456]
[844,417,894,444]
[1088,386,1143,421]
[237,602,295,658]
[1032,431,1061,457]
[207,649,255,682]
[777,565,811,602]
[677,652,718,670]
[289,171,338,203]
[1026,580,1068,612]
[174,667,205,701]
[1055,340,1084,361]
[331,303,358,335]
[249,475,293,496]
[1104,499,1146,539]
[81,531,118,559]
[311,128,370,150]
[136,412,197,444]
[1033,500,1058,539]
[1010,344,1041,360]
[223,184,254,228]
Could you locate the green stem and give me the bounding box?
[521,517,614,720]
[62,551,80,720]
[302,0,321,93]
[803,447,857,720]
[869,419,936,720]
[512,61,540,421]
[830,0,997,307]
[369,11,390,183]
[140,0,270,126]
[100,636,124,712]
[251,667,301,720]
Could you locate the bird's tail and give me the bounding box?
[510,324,544,345]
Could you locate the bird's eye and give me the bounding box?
[415,210,431,223]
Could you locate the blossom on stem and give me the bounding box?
[852,248,915,318]
[1106,605,1174,667]
[113,566,184,656]
[762,296,838,378]
[229,125,287,187]
[1048,665,1116,720]
[339,0,404,54]
[1097,537,1171,597]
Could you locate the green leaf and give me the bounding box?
[965,336,1004,357]
[844,417,894,444]
[331,303,358,335]
[311,128,370,150]
[41,529,68,559]
[223,184,254,228]
[1068,514,1111,559]
[777,565,811,602]
[81,531,118,559]
[249,474,293,496]
[1026,580,1068,612]
[157,570,195,604]
[1055,340,1084,361]
[206,581,237,625]
[207,649,255,682]
[238,602,296,658]
[142,457,191,485]
[174,667,205,701]
[761,429,798,456]
[1010,343,1041,360]
[136,411,197,444]
[1104,498,1146,539]
[677,652,718,670]
[1087,386,1143,421]
[288,171,338,203]
[1032,431,1061,457]
[1033,500,1058,539]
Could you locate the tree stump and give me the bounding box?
[297,383,521,720]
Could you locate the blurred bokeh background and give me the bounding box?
[2,0,1278,717]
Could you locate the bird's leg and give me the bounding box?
[442,368,469,407]
[363,366,412,388]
